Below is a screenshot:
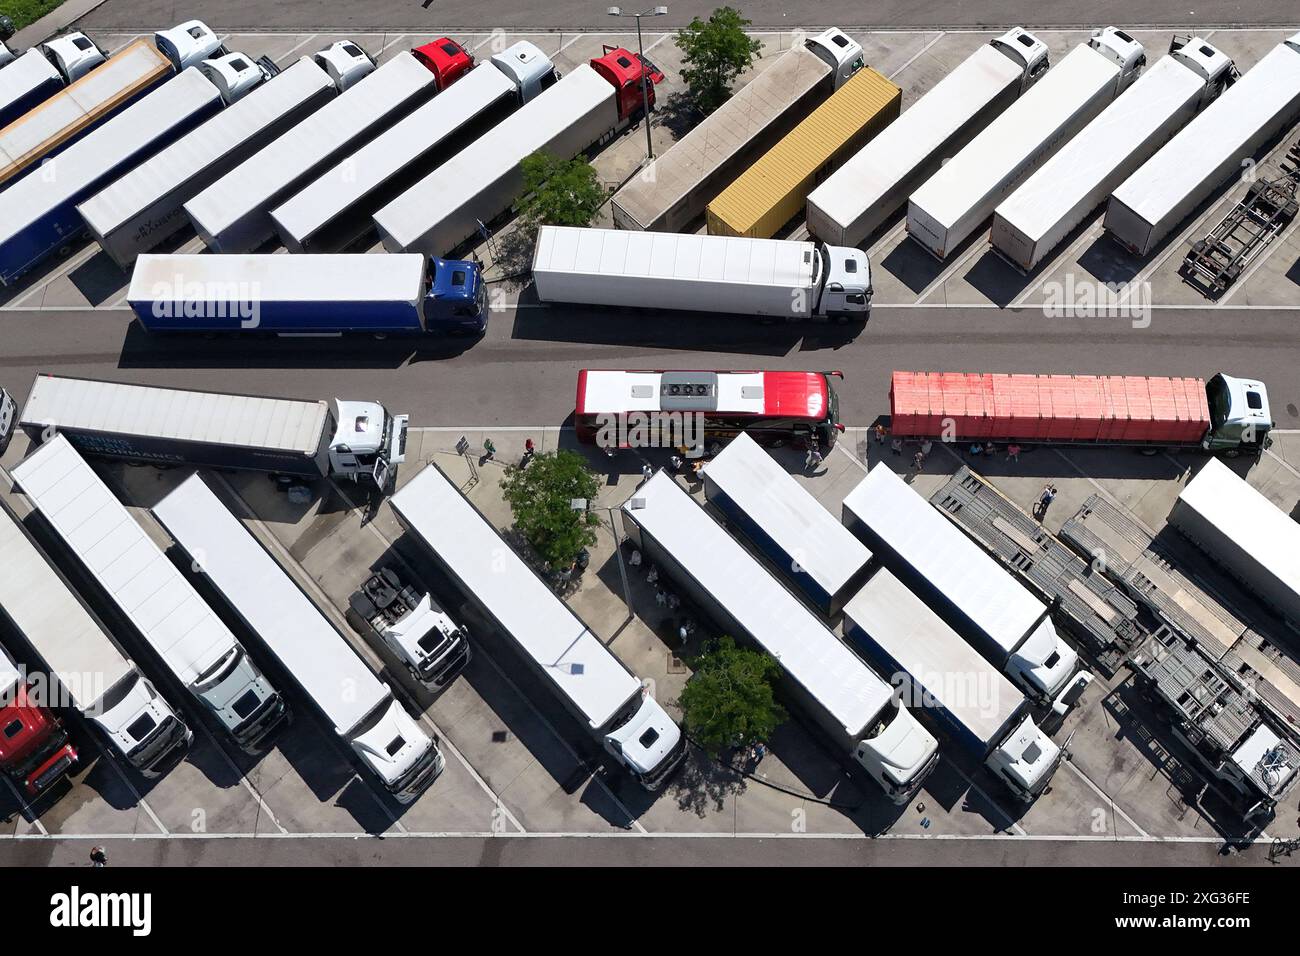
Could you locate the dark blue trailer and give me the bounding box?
[0,50,65,129]
[127,252,486,334]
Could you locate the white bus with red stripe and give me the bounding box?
[574,369,844,449]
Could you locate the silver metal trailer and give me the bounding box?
[805,28,1049,247]
[619,471,939,803]
[908,28,1146,259]
[993,36,1233,271]
[272,42,555,253]
[530,225,872,320]
[11,436,287,750]
[1106,33,1300,256]
[1060,493,1300,733]
[843,569,1062,802]
[185,50,444,253]
[374,59,628,257]
[931,467,1142,676]
[611,28,863,234]
[153,472,444,801]
[842,464,1079,706]
[702,433,871,616]
[1169,459,1300,633]
[389,463,685,790]
[81,56,338,268]
[1,472,191,776]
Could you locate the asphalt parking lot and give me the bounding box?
[3,425,1298,848]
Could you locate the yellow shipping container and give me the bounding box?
[706,68,900,239]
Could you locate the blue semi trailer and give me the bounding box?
[127,252,487,335]
[0,33,108,129]
[0,53,275,286]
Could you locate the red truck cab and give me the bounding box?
[0,682,78,797]
[590,45,664,123]
[411,37,474,90]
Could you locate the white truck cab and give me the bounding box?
[328,400,409,487]
[154,20,223,73]
[352,698,445,801]
[604,692,684,790]
[853,701,941,804]
[805,28,864,90]
[1007,615,1081,706]
[192,645,287,749]
[199,51,279,105]
[490,40,559,103]
[39,32,107,83]
[97,669,193,776]
[1205,374,1273,454]
[313,40,377,92]
[987,715,1064,801]
[1170,35,1236,109]
[0,387,15,454]
[989,27,1050,93]
[349,568,471,688]
[1089,26,1147,95]
[817,244,872,317]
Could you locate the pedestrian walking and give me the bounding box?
[482,437,496,461]
[968,441,983,458]
[890,438,903,456]
[669,453,684,473]
[912,449,924,471]
[641,462,653,484]
[520,437,536,468]
[984,442,996,458]
[1036,484,1058,520]
[1007,443,1021,463]
[655,589,667,607]
[89,846,107,868]
[874,423,886,444]
[920,439,933,460]
[805,443,824,471]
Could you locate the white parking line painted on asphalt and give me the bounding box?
[1,778,48,836]
[914,233,990,304]
[556,33,587,54]
[888,32,945,79]
[4,244,102,309]
[1008,222,1105,308]
[378,34,409,55]
[642,33,673,53]
[274,33,319,64]
[866,219,908,258]
[1063,760,1150,838]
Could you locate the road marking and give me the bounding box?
[1063,760,1150,838]
[4,244,101,309]
[866,219,908,258]
[1009,222,1105,308]
[643,33,673,53]
[1,778,48,835]
[274,34,319,64]
[913,232,990,304]
[557,34,587,55]
[377,34,409,55]
[1216,220,1300,306]
[888,32,945,79]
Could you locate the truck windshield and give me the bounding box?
[1206,376,1231,428]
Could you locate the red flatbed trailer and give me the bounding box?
[890,371,1211,446]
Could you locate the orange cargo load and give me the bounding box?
[889,371,1211,445]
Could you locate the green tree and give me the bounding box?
[677,636,787,758]
[516,151,607,236]
[674,6,763,114]
[500,450,601,572]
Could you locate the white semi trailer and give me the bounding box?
[842,464,1082,710]
[1168,458,1300,632]
[80,50,359,268]
[153,473,445,802]
[0,486,191,776]
[1105,33,1300,257]
[908,28,1146,259]
[702,433,871,617]
[805,28,1049,247]
[993,36,1234,271]
[272,41,557,253]
[531,225,873,321]
[844,569,1064,802]
[12,436,288,751]
[611,28,864,234]
[620,471,940,803]
[390,463,686,790]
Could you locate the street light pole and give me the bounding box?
[608,5,667,164]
